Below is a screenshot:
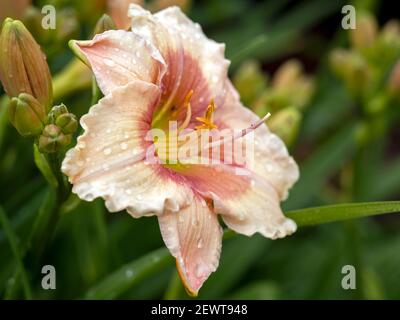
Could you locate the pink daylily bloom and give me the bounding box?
[62,5,299,295]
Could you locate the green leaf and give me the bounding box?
[286,201,400,227]
[0,206,32,299]
[84,248,173,300]
[284,122,360,210]
[228,281,280,300]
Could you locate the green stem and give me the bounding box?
[0,206,32,300]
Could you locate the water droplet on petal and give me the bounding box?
[103,148,112,155]
[197,238,204,249]
[104,58,115,67]
[120,142,128,150]
[195,263,207,278]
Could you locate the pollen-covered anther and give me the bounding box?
[195,99,218,130]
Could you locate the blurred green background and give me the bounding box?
[1,0,400,299]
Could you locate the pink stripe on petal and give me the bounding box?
[128,5,230,122]
[158,195,223,296]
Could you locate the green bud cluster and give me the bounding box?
[38,104,78,154]
[329,11,400,113]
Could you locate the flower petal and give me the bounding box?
[215,81,300,201]
[202,82,299,238]
[158,195,223,296]
[62,80,191,217]
[128,5,230,121]
[71,30,166,95]
[176,164,297,239]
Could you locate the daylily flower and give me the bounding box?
[62,5,299,295]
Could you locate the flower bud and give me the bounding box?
[93,14,116,36]
[56,113,78,134]
[47,104,68,124]
[350,12,378,50]
[329,49,371,98]
[8,93,46,137]
[0,0,30,23]
[0,18,53,108]
[233,60,267,107]
[388,60,400,96]
[38,124,72,153]
[272,59,302,90]
[268,107,302,147]
[47,104,78,135]
[381,20,400,43]
[151,0,191,12]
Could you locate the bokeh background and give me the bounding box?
[1,0,400,299]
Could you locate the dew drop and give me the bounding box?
[195,263,206,278]
[120,142,128,150]
[103,148,112,155]
[125,269,134,278]
[197,238,204,249]
[104,58,115,67]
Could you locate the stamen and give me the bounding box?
[195,100,218,130]
[202,112,271,150]
[178,99,192,131]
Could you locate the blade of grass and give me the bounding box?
[84,248,173,299]
[286,201,400,227]
[0,206,32,299]
[284,122,360,210]
[84,200,400,299]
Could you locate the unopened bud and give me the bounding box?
[151,0,191,12]
[38,124,72,153]
[268,107,302,147]
[388,60,400,96]
[0,0,30,23]
[329,49,370,98]
[233,60,267,107]
[0,18,53,107]
[273,59,302,90]
[381,20,400,43]
[350,12,378,50]
[9,93,46,137]
[56,113,78,134]
[47,104,78,135]
[93,14,116,36]
[47,104,68,123]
